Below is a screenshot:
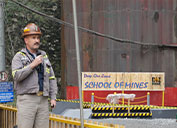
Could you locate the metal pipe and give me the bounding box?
[0,0,5,72]
[147,92,150,106]
[72,0,84,128]
[91,93,94,107]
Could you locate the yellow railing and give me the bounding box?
[0,104,124,128]
[0,104,17,128]
[49,114,124,128]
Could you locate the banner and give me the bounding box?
[82,72,165,91]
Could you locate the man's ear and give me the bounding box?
[24,37,27,44]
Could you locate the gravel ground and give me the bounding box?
[58,108,177,128]
[53,103,177,128]
[91,118,177,128]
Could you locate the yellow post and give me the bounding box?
[122,90,124,105]
[82,91,84,102]
[0,108,3,128]
[128,99,130,113]
[162,91,165,107]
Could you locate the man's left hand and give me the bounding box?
[50,99,56,109]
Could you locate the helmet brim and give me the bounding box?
[22,32,42,38]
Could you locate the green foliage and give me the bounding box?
[4,0,61,81]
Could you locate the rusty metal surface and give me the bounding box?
[61,0,177,87]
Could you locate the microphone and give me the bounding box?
[36,52,42,72]
[37,51,41,56]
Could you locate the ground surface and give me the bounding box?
[90,118,177,128]
[53,102,177,128]
[53,108,177,128]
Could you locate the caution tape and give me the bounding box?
[83,104,91,109]
[55,99,177,110]
[91,112,152,119]
[92,106,150,113]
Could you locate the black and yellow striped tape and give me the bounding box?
[91,112,152,118]
[92,106,150,113]
[55,99,177,110]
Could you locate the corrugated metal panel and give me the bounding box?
[62,0,177,87]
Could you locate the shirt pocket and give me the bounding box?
[21,57,31,66]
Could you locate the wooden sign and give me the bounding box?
[82,72,165,91]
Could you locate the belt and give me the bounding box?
[22,91,43,96]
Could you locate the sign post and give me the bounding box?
[72,0,84,127]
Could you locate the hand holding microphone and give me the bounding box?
[30,55,43,69]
